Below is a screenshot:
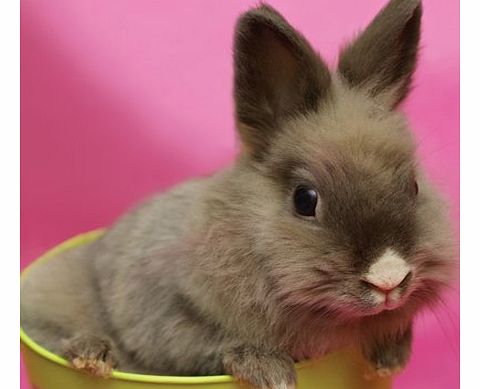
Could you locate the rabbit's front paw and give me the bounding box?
[63,334,116,378]
[364,364,404,380]
[363,325,412,380]
[223,346,296,389]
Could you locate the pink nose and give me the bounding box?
[363,272,411,293]
[363,249,412,294]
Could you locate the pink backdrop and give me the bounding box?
[20,1,459,388]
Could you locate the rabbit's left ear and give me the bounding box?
[234,5,331,159]
[338,0,422,108]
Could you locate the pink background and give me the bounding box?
[20,0,459,388]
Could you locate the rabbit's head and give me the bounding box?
[232,0,454,322]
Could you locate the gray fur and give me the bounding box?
[338,0,422,108]
[21,2,454,388]
[234,4,331,159]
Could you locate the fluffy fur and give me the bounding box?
[21,1,455,388]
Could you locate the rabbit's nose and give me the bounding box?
[363,248,412,293]
[362,273,411,294]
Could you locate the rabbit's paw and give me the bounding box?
[63,334,116,378]
[223,346,296,389]
[363,325,412,381]
[364,365,404,380]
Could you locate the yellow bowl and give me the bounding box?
[21,230,392,389]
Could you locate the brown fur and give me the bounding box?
[21,1,455,388]
[338,0,422,107]
[234,4,331,159]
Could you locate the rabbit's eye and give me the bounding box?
[414,180,419,196]
[293,186,318,217]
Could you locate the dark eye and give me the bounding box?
[293,186,318,217]
[414,180,419,196]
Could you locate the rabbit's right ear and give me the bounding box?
[233,5,331,159]
[338,0,422,108]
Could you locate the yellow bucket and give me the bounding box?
[21,230,392,389]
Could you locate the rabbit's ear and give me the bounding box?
[338,0,422,108]
[234,5,331,158]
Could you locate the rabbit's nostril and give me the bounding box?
[398,270,413,286]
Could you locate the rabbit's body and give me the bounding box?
[21,1,455,387]
[20,163,365,374]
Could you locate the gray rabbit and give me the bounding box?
[21,1,455,388]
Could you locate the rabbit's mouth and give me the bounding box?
[363,289,411,316]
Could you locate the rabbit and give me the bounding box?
[21,0,455,388]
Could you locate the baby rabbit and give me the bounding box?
[21,0,455,388]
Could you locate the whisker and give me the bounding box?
[417,141,458,162]
[429,304,459,356]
